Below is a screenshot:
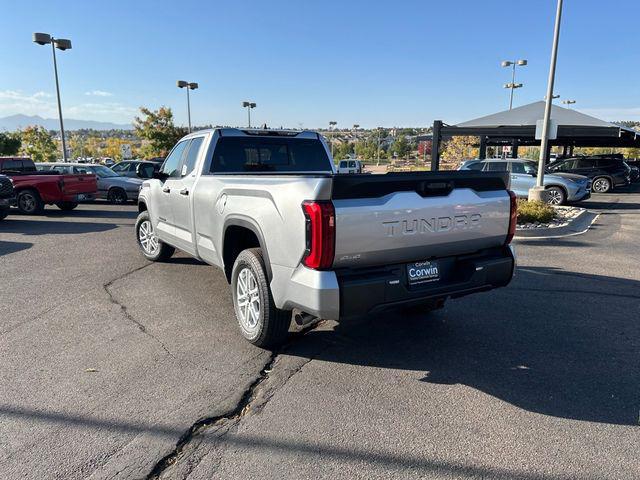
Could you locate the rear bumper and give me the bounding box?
[336,245,515,320]
[61,192,95,203]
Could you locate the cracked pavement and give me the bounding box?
[1,186,639,479]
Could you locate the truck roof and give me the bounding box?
[183,128,321,140]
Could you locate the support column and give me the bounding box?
[479,136,487,159]
[511,139,519,158]
[431,120,442,171]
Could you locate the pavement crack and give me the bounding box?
[145,320,325,480]
[103,263,174,357]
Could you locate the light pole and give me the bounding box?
[562,99,576,108]
[242,101,256,128]
[177,81,198,133]
[329,121,337,157]
[353,124,359,158]
[33,33,72,162]
[376,127,382,166]
[501,59,527,110]
[529,0,563,202]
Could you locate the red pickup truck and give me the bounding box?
[0,157,98,214]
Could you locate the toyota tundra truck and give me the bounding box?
[135,129,517,348]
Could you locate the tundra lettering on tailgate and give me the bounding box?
[383,214,481,237]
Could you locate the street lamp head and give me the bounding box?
[54,39,72,50]
[250,102,256,108]
[329,121,337,126]
[517,59,528,66]
[177,80,188,88]
[353,124,360,129]
[33,32,51,45]
[188,82,198,90]
[501,60,513,67]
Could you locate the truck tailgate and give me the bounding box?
[331,172,511,268]
[61,174,97,195]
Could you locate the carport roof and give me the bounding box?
[456,101,618,129]
[440,101,640,147]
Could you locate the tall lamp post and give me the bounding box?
[328,121,337,157]
[376,127,382,166]
[502,59,527,110]
[33,33,72,162]
[242,101,256,127]
[529,0,564,202]
[177,81,198,133]
[353,124,359,158]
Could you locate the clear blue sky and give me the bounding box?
[2,0,639,128]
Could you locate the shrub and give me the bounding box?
[516,199,556,224]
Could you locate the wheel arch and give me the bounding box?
[222,217,272,283]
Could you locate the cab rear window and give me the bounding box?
[211,137,331,173]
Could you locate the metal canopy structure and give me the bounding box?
[431,101,640,170]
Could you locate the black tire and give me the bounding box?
[107,188,128,204]
[135,210,175,262]
[545,186,566,205]
[16,189,44,215]
[55,201,79,211]
[231,248,291,349]
[592,176,611,194]
[0,207,8,221]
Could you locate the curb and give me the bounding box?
[514,210,600,239]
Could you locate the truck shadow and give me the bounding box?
[0,218,119,236]
[0,240,33,256]
[292,266,640,426]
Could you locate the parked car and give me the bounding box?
[135,128,517,348]
[547,155,631,193]
[623,161,640,183]
[337,159,363,174]
[0,157,97,214]
[458,159,591,205]
[102,158,115,167]
[111,160,158,179]
[37,162,143,204]
[0,174,15,220]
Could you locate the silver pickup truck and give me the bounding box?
[136,128,517,348]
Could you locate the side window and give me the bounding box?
[161,141,189,177]
[575,159,594,169]
[510,162,525,174]
[484,162,508,172]
[1,160,21,172]
[181,137,205,176]
[139,163,155,178]
[465,162,484,171]
[111,163,127,172]
[339,161,347,168]
[349,161,356,168]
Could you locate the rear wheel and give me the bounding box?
[108,188,127,204]
[55,201,78,211]
[545,186,566,205]
[592,177,611,193]
[231,248,291,349]
[135,210,175,261]
[16,189,44,215]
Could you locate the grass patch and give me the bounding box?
[517,199,556,224]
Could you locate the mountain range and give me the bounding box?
[0,114,132,131]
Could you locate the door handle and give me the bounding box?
[179,188,189,196]
[162,186,171,193]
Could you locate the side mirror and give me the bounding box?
[152,170,168,181]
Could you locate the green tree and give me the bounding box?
[133,106,186,158]
[334,141,354,160]
[0,131,21,155]
[389,135,410,159]
[19,126,58,162]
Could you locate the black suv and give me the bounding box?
[0,174,16,220]
[547,155,631,193]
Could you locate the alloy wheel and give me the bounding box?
[546,188,563,205]
[236,267,261,333]
[592,178,610,193]
[18,193,36,213]
[138,220,159,255]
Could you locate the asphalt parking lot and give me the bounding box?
[1,187,639,480]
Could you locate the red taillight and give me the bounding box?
[505,190,517,245]
[301,200,335,270]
